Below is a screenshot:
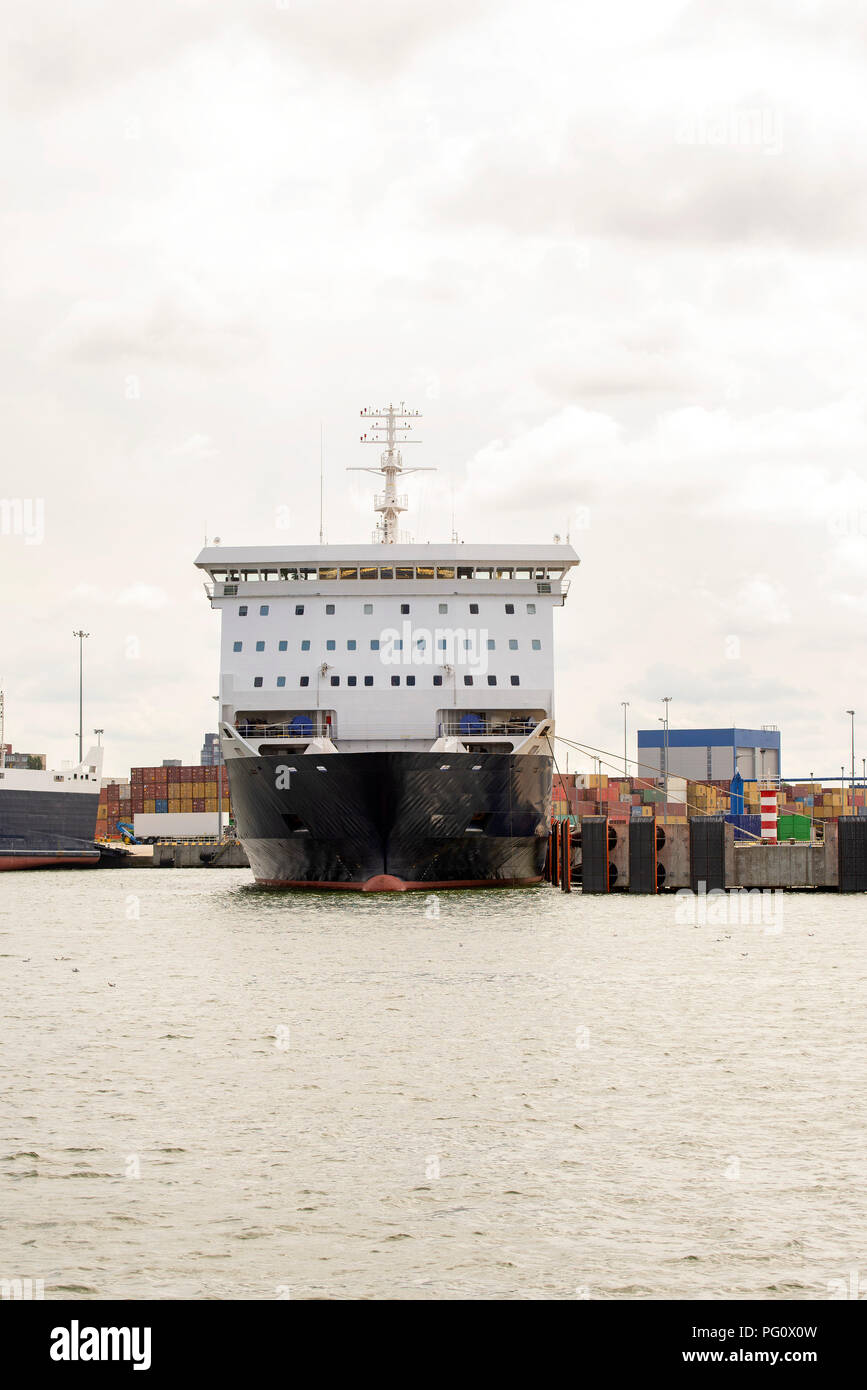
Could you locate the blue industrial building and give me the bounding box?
[637,727,781,782]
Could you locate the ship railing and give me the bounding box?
[235,719,333,739]
[439,719,538,738]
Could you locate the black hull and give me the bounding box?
[0,787,100,856]
[227,751,552,889]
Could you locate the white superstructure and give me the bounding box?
[195,544,577,754]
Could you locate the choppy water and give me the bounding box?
[2,870,866,1300]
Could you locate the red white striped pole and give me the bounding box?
[760,787,778,842]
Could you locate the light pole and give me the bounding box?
[661,696,672,803]
[93,728,103,747]
[846,710,855,796]
[621,701,629,777]
[73,630,89,763]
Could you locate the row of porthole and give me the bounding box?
[233,638,543,653]
[250,674,525,688]
[238,602,539,617]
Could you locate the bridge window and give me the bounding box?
[396,567,413,580]
[340,568,358,580]
[457,566,473,578]
[437,566,454,579]
[319,568,338,581]
[360,568,377,581]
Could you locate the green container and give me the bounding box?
[777,813,811,842]
[642,788,665,803]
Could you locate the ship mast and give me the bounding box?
[348,402,435,543]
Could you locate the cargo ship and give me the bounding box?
[195,403,578,890]
[0,743,103,870]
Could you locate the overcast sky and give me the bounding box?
[2,0,866,778]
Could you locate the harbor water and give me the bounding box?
[2,871,866,1300]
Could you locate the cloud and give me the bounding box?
[115,585,171,610]
[41,287,263,368]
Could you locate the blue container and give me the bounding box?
[155,799,168,813]
[725,812,762,842]
[729,770,744,816]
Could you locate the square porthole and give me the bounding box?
[278,640,288,651]
[276,676,286,687]
[259,604,269,616]
[510,675,520,686]
[330,676,340,686]
[326,603,335,615]
[256,640,265,652]
[348,676,357,687]
[464,674,473,686]
[526,603,536,614]
[239,605,248,616]
[400,603,410,614]
[407,675,416,686]
[326,640,336,651]
[469,603,479,615]
[505,603,515,614]
[508,639,518,650]
[347,640,357,651]
[391,675,400,686]
[433,674,443,686]
[532,639,541,650]
[253,676,263,688]
[364,675,374,686]
[295,604,304,616]
[300,676,310,687]
[232,641,242,652]
[301,639,310,651]
[438,603,448,614]
[363,603,373,615]
[487,675,497,685]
